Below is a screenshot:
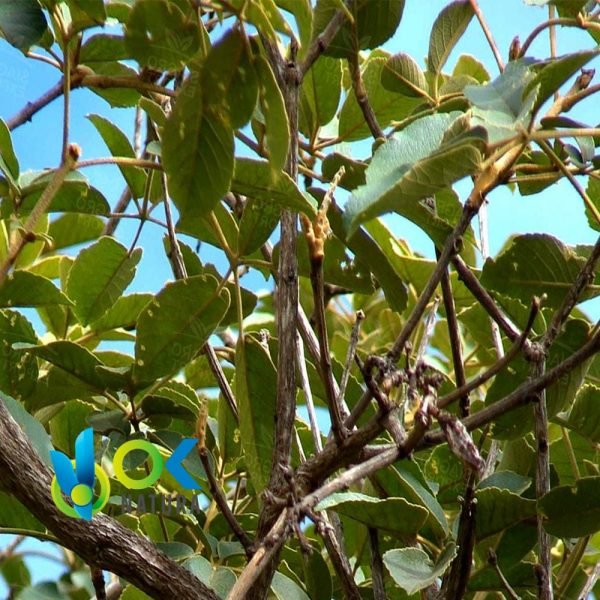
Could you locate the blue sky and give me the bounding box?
[0,0,599,593]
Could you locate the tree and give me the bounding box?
[0,0,599,598]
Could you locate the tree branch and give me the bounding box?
[348,51,384,139]
[299,2,351,79]
[198,447,253,557]
[0,396,219,600]
[368,528,386,600]
[437,296,539,409]
[544,234,600,348]
[468,0,504,71]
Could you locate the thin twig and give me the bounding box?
[226,510,291,600]
[519,17,595,58]
[388,204,478,362]
[468,0,504,71]
[0,144,79,285]
[579,561,600,599]
[543,234,600,348]
[532,349,553,600]
[478,196,506,475]
[299,1,351,79]
[488,549,520,600]
[90,565,106,600]
[549,5,558,101]
[438,297,540,409]
[161,172,187,280]
[339,310,365,408]
[440,262,469,416]
[348,51,384,139]
[416,296,440,364]
[536,138,600,224]
[452,255,525,343]
[61,41,71,161]
[301,168,348,440]
[426,328,600,446]
[198,447,253,557]
[441,473,478,598]
[368,528,386,600]
[296,334,322,452]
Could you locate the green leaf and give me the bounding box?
[1,555,31,589]
[0,309,38,399]
[371,463,449,539]
[49,400,93,454]
[344,112,483,235]
[568,384,600,442]
[0,0,48,51]
[125,0,200,71]
[328,207,408,313]
[84,61,141,107]
[586,176,600,232]
[489,319,592,439]
[140,380,199,421]
[134,274,230,383]
[339,56,422,141]
[0,271,72,308]
[540,477,600,537]
[66,237,141,326]
[526,49,598,112]
[203,29,258,130]
[19,179,110,216]
[0,492,45,532]
[316,491,428,535]
[452,54,490,83]
[1,391,53,466]
[238,196,280,257]
[90,293,152,332]
[235,334,277,495]
[383,543,456,595]
[227,0,291,42]
[47,214,104,251]
[79,34,129,63]
[299,56,342,137]
[312,0,405,58]
[233,158,316,216]
[381,53,430,99]
[321,153,367,191]
[465,61,538,144]
[272,572,310,600]
[163,65,234,222]
[0,118,18,182]
[427,0,474,75]
[478,471,531,495]
[480,234,600,308]
[475,487,537,539]
[66,0,106,23]
[255,55,290,173]
[17,341,107,390]
[88,114,146,199]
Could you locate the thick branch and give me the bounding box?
[0,397,218,600]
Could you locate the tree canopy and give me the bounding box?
[0,0,600,599]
